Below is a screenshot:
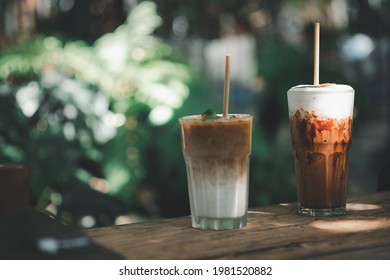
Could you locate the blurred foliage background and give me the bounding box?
[0,0,389,228]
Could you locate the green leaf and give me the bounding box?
[201,109,220,120]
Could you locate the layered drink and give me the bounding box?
[180,114,252,229]
[287,84,354,216]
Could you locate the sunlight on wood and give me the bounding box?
[248,211,273,215]
[311,219,390,234]
[346,203,382,211]
[279,203,292,207]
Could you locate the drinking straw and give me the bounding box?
[223,54,230,118]
[314,22,320,86]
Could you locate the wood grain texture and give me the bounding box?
[85,191,390,260]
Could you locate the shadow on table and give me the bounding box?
[0,210,123,260]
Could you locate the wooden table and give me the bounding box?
[85,191,390,260]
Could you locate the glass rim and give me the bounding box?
[179,114,252,122]
[287,84,354,94]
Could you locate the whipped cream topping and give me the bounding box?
[287,84,354,119]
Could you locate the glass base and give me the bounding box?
[191,215,247,230]
[299,204,346,216]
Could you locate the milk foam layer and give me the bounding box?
[287,84,354,119]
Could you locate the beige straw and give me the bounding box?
[314,22,320,86]
[223,54,230,118]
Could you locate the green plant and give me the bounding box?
[0,1,195,226]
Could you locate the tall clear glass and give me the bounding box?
[180,114,252,229]
[287,84,355,216]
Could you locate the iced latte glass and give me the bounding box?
[180,114,252,230]
[287,84,354,216]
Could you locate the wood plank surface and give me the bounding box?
[85,191,390,260]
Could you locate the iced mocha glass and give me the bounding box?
[287,84,355,216]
